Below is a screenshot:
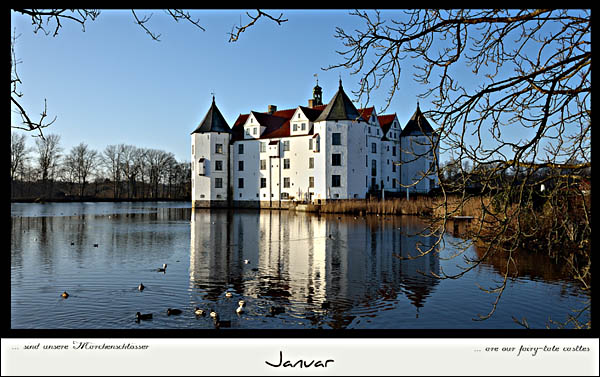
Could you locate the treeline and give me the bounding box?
[11,133,190,201]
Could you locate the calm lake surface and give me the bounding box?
[10,201,588,330]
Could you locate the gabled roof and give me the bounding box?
[401,103,435,137]
[191,96,231,134]
[231,113,249,142]
[315,80,363,122]
[358,107,375,122]
[298,105,326,122]
[378,114,397,133]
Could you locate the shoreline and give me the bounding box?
[11,197,190,204]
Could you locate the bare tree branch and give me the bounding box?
[228,9,288,43]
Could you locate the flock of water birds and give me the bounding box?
[59,253,287,329]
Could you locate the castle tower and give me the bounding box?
[400,102,439,194]
[191,96,232,208]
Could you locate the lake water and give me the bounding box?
[10,201,589,330]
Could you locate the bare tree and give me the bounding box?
[11,132,32,198]
[64,142,100,197]
[329,9,591,327]
[34,133,62,197]
[11,133,30,181]
[101,145,123,198]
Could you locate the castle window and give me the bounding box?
[293,124,298,131]
[283,140,290,151]
[332,153,341,166]
[238,178,244,188]
[309,138,313,150]
[215,160,223,171]
[283,177,290,188]
[253,127,257,135]
[301,123,306,131]
[260,178,267,188]
[260,142,266,153]
[309,176,314,188]
[371,143,377,153]
[238,144,244,154]
[283,159,290,169]
[238,160,244,171]
[332,175,341,187]
[215,178,223,188]
[332,133,341,145]
[260,159,266,170]
[309,157,314,169]
[215,144,223,154]
[281,192,289,199]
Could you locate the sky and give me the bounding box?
[11,9,432,164]
[11,9,588,167]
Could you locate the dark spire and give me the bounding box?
[312,77,323,106]
[191,96,231,134]
[314,79,362,122]
[400,102,434,137]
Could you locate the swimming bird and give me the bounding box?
[225,291,233,298]
[243,259,250,264]
[236,305,244,314]
[238,300,246,307]
[194,307,205,316]
[61,291,69,299]
[138,283,145,291]
[269,306,285,315]
[136,312,152,321]
[93,243,98,247]
[210,310,219,320]
[215,320,231,328]
[166,308,182,316]
[157,264,167,272]
[70,242,74,246]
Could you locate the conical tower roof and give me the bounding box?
[401,102,435,136]
[191,96,231,134]
[315,79,362,122]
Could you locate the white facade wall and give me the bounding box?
[400,134,439,193]
[231,140,261,202]
[192,132,231,203]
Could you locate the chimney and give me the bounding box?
[267,105,277,115]
[308,99,315,108]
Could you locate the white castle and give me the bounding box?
[190,80,439,208]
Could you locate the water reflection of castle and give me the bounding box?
[189,209,440,326]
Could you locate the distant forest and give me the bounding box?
[11,133,190,201]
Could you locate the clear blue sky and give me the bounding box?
[11,9,432,164]
[13,9,585,167]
